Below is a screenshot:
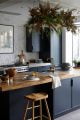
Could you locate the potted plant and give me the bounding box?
[77,61,80,67]
[26,2,77,33]
[73,60,80,67]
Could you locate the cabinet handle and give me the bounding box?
[32,45,33,50]
[71,79,73,87]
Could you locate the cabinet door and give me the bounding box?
[26,28,32,52]
[54,78,71,117]
[40,28,50,52]
[29,67,37,72]
[37,66,51,72]
[26,29,40,52]
[72,77,80,107]
[51,30,62,66]
[32,30,40,52]
[39,28,50,62]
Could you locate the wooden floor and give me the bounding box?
[55,109,80,120]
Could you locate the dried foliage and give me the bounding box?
[26,2,77,33]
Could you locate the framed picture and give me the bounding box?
[0,24,14,53]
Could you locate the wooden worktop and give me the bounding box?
[0,73,52,92]
[0,68,80,92]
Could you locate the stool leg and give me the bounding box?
[44,99,51,120]
[32,101,34,120]
[40,100,42,120]
[23,100,29,120]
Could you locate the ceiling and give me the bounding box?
[0,0,80,16]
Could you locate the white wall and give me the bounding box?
[0,4,39,65]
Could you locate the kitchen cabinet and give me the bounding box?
[40,28,50,52]
[37,66,51,72]
[50,30,62,66]
[72,77,80,107]
[39,28,50,62]
[26,27,62,66]
[54,76,80,118]
[53,78,71,117]
[39,28,62,66]
[29,67,37,72]
[26,29,40,52]
[0,81,53,120]
[29,65,51,72]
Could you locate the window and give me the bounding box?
[72,27,80,61]
[62,26,80,66]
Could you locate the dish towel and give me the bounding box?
[49,74,61,89]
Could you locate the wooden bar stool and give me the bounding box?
[23,92,51,120]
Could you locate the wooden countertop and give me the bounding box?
[0,73,52,92]
[0,68,80,92]
[57,68,80,79]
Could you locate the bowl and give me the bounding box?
[27,75,40,81]
[61,63,71,71]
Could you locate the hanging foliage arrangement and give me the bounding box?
[26,2,77,33]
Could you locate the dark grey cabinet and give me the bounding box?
[29,65,51,72]
[51,31,62,66]
[54,76,80,118]
[29,67,37,72]
[72,77,80,107]
[54,78,71,117]
[26,29,40,52]
[39,28,62,66]
[37,66,51,72]
[39,28,50,62]
[40,28,50,52]
[26,27,62,66]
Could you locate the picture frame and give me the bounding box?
[0,24,14,53]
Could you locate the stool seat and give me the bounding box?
[25,92,48,101]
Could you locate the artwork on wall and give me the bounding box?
[0,24,14,53]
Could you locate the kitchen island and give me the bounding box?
[0,73,53,120]
[0,68,80,120]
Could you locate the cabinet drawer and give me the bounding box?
[29,67,37,72]
[38,66,51,72]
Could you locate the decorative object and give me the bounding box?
[27,72,40,81]
[0,74,9,82]
[18,50,26,65]
[6,68,17,78]
[26,2,77,33]
[48,66,55,73]
[61,63,71,71]
[0,24,14,53]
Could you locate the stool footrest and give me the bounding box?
[27,105,40,110]
[43,115,49,119]
[27,115,40,120]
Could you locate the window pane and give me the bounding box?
[73,26,80,61]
